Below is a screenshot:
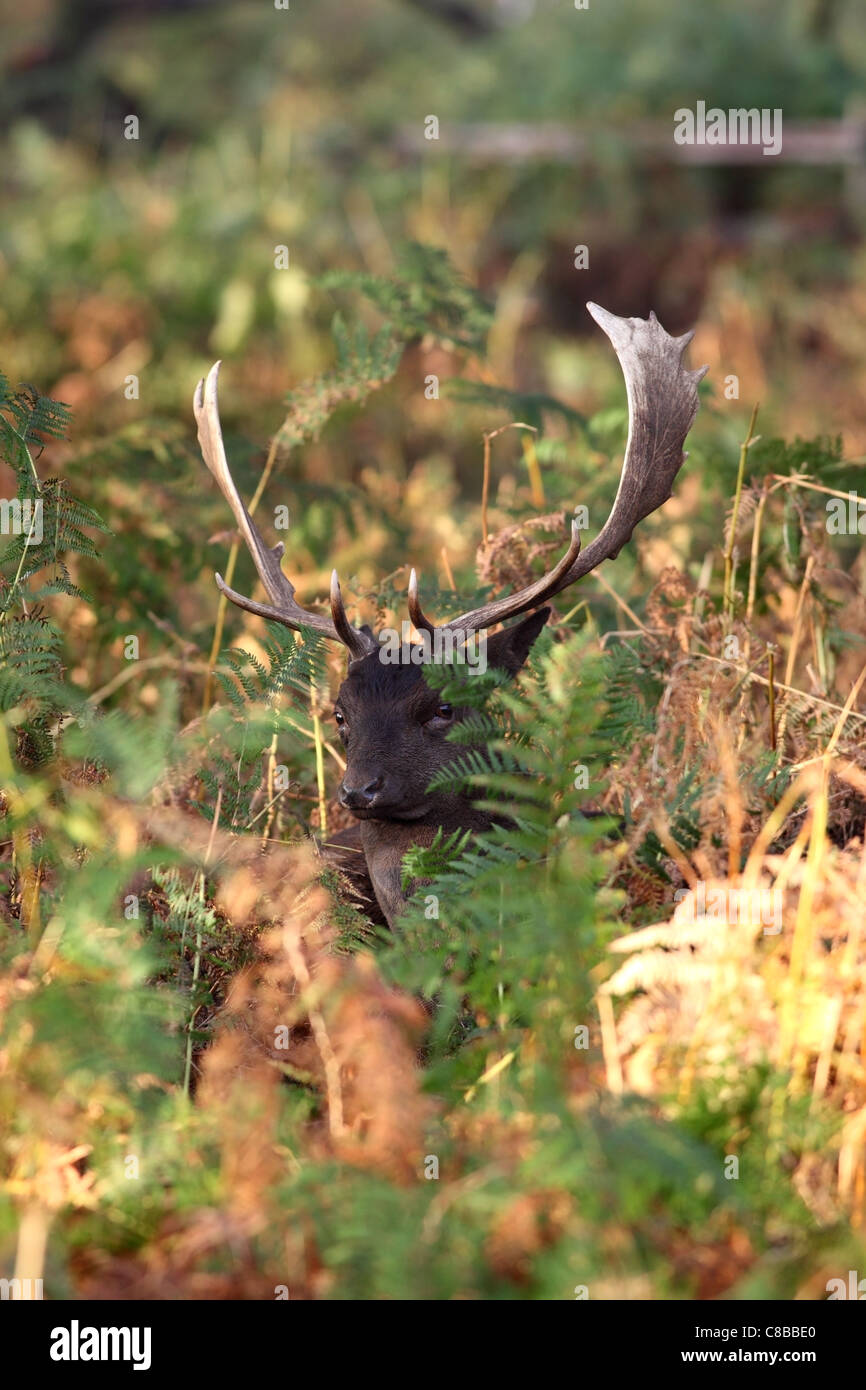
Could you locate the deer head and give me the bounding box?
[194,302,707,826]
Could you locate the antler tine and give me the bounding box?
[194,362,375,658]
[423,302,707,636]
[407,568,436,636]
[329,570,373,660]
[433,524,582,634]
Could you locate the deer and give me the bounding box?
[194,302,707,927]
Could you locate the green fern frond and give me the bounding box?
[319,242,493,354]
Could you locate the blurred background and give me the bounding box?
[1,0,865,702]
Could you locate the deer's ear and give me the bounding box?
[483,607,550,675]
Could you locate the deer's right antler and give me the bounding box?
[409,301,709,637]
[194,362,376,661]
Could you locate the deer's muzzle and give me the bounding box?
[339,775,385,811]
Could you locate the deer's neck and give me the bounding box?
[360,803,494,928]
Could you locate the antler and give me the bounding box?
[194,362,376,660]
[409,301,708,636]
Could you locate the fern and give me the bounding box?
[0,373,72,480]
[1,478,110,605]
[196,629,330,830]
[0,376,110,761]
[215,627,326,710]
[274,316,403,452]
[319,242,493,354]
[379,632,615,1056]
[401,825,472,890]
[602,641,661,748]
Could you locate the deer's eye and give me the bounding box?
[334,711,345,727]
[425,703,454,730]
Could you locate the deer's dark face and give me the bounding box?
[333,609,549,822]
[334,654,461,820]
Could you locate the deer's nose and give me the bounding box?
[339,775,384,809]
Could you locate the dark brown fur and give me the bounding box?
[328,609,549,925]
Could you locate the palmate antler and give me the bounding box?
[195,302,706,654]
[410,302,708,635]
